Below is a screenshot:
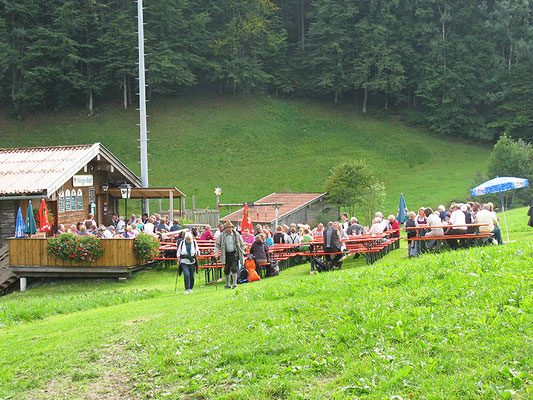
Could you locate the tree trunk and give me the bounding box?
[384,95,388,110]
[362,86,368,114]
[88,88,93,116]
[232,79,237,96]
[11,68,20,112]
[127,77,132,106]
[218,80,223,95]
[508,44,512,71]
[123,77,128,109]
[334,92,338,103]
[300,0,305,48]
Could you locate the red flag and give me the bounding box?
[240,203,253,233]
[39,199,51,232]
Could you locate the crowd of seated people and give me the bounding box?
[55,212,184,239]
[405,201,502,256]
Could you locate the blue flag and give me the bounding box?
[15,207,25,238]
[397,193,409,223]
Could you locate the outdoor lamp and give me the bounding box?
[101,183,109,192]
[120,183,132,199]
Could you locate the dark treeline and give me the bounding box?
[1,0,532,142]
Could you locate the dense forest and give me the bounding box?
[0,0,532,142]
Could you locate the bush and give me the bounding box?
[47,234,104,262]
[486,135,533,207]
[133,233,160,261]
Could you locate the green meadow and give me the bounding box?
[0,94,491,214]
[0,207,531,399]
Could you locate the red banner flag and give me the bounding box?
[39,199,52,232]
[240,203,253,234]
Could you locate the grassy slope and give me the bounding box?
[0,208,531,399]
[0,94,491,214]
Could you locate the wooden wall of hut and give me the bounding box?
[9,238,142,267]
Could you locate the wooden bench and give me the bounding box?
[405,223,493,253]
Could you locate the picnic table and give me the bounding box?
[404,223,492,252]
[155,231,401,283]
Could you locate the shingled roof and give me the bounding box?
[221,192,328,224]
[0,143,141,197]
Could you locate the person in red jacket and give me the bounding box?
[388,215,400,237]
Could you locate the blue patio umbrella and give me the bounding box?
[471,176,529,242]
[24,201,37,237]
[15,207,25,238]
[397,193,409,223]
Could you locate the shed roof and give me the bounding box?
[221,192,328,224]
[0,143,141,197]
[107,187,186,199]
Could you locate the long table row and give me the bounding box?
[156,232,401,284]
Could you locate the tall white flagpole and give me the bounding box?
[137,0,149,214]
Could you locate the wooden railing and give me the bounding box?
[9,238,142,267]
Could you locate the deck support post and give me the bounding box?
[20,277,26,292]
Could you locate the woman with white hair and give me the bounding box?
[177,232,199,294]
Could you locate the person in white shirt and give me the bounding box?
[143,217,156,235]
[445,205,467,249]
[475,203,502,244]
[341,213,350,231]
[213,223,224,240]
[177,232,199,294]
[116,216,126,235]
[423,208,444,250]
[369,218,385,234]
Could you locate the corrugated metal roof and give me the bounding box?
[221,192,327,224]
[0,144,141,196]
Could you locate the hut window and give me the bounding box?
[71,191,77,212]
[58,191,65,213]
[77,189,83,211]
[65,189,71,211]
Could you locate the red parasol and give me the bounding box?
[39,199,52,232]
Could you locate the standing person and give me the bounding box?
[341,213,350,231]
[323,222,342,268]
[405,212,418,257]
[215,221,246,289]
[416,208,427,226]
[177,232,199,294]
[528,201,533,228]
[250,234,269,274]
[214,223,224,240]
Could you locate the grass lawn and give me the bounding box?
[0,207,531,399]
[0,93,491,216]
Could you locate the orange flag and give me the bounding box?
[39,199,52,232]
[241,203,253,233]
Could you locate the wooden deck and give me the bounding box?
[8,238,148,279]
